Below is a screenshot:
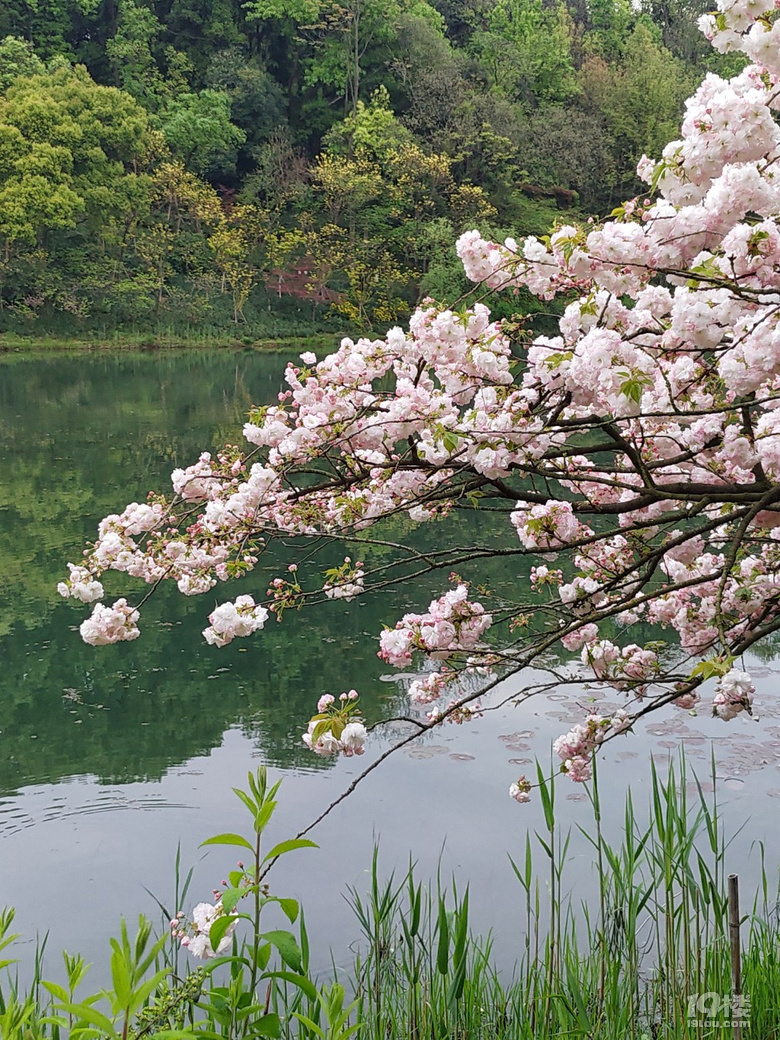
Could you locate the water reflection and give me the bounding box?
[0,351,395,788]
[0,349,529,792]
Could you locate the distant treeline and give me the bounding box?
[0,0,743,335]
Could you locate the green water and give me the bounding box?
[1,351,379,789]
[0,349,517,791]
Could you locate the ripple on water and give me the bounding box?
[0,789,195,836]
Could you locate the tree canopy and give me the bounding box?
[0,0,742,336]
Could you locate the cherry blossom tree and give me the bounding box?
[60,0,780,798]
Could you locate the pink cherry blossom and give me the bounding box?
[203,596,269,647]
[79,599,140,646]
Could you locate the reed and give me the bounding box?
[340,755,779,1039]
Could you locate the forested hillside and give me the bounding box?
[0,0,743,337]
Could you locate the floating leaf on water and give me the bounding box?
[404,745,450,759]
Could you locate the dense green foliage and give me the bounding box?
[0,0,741,336]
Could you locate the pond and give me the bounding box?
[1,348,779,986]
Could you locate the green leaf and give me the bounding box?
[142,1033,202,1039]
[200,833,254,852]
[294,1012,325,1039]
[136,928,169,977]
[448,958,467,1004]
[261,930,303,973]
[220,887,247,913]
[209,914,237,952]
[453,889,469,965]
[42,981,69,1003]
[264,840,318,865]
[262,970,318,1002]
[689,655,733,682]
[277,897,300,923]
[254,800,276,834]
[690,661,716,680]
[57,1002,118,1036]
[257,941,272,970]
[436,898,449,976]
[618,370,652,404]
[536,762,555,831]
[253,1012,281,1037]
[232,788,258,817]
[131,968,171,1011]
[202,954,246,975]
[310,720,331,744]
[409,882,421,938]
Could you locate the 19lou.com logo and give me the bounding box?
[686,992,750,1026]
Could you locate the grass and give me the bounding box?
[0,328,336,355]
[1,756,779,1038]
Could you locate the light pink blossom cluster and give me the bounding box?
[203,596,269,647]
[302,720,367,756]
[379,585,492,666]
[509,776,532,803]
[302,691,367,757]
[530,565,563,588]
[426,700,483,724]
[408,670,454,705]
[511,500,593,551]
[174,901,238,959]
[712,668,755,721]
[323,558,365,601]
[641,540,780,654]
[560,623,599,652]
[57,563,104,603]
[553,710,631,782]
[79,599,140,646]
[172,453,224,502]
[582,640,660,690]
